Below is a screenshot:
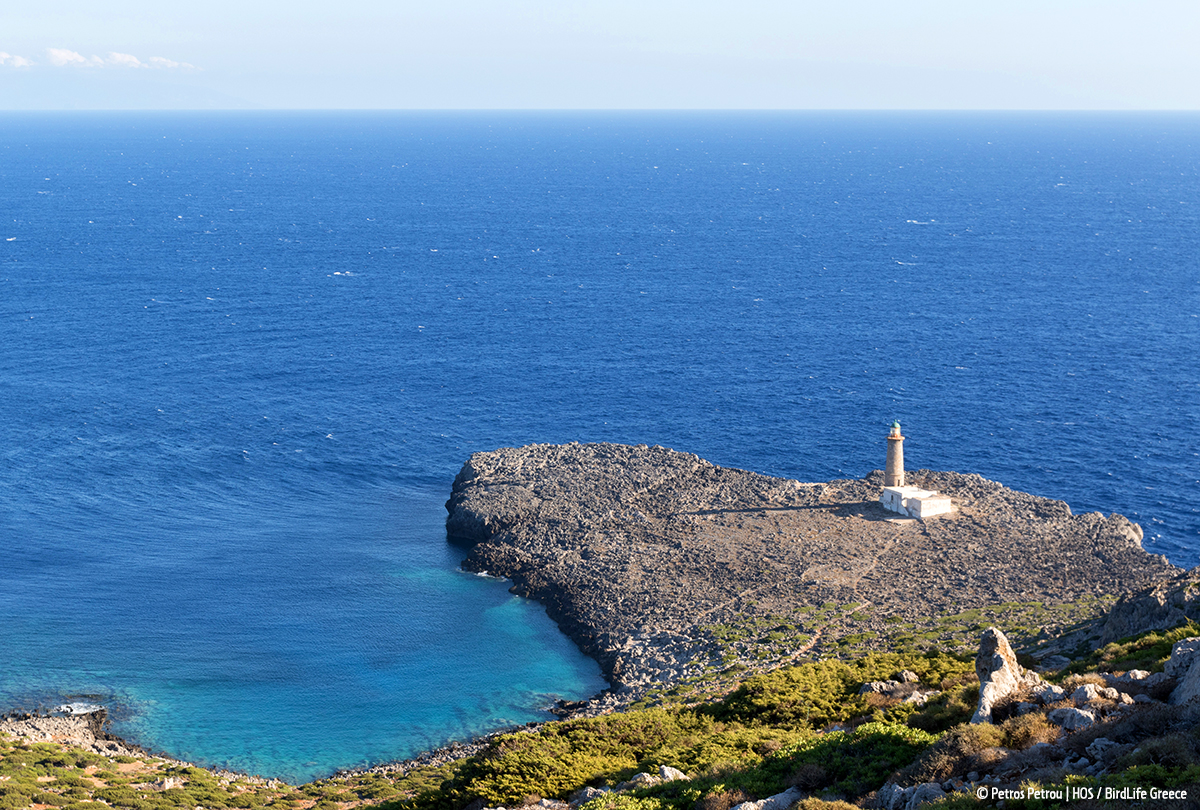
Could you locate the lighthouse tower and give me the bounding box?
[879,421,954,518]
[885,421,905,487]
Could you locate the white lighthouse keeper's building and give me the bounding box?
[879,422,954,518]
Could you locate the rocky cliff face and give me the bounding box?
[1102,571,1200,643]
[446,442,1177,697]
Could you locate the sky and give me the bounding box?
[1,1,1197,110]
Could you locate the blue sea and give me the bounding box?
[1,112,1197,782]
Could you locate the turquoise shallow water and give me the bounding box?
[0,111,1197,781]
[1,486,604,782]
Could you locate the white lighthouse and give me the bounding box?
[879,421,954,518]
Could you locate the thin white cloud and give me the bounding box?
[107,52,144,68]
[44,48,197,70]
[147,56,197,70]
[0,52,35,68]
[47,48,102,67]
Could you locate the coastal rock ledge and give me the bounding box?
[446,442,1176,700]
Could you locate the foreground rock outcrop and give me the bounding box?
[446,443,1177,698]
[970,628,1043,723]
[0,711,143,757]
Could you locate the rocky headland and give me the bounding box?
[446,442,1179,703]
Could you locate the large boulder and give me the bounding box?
[1072,684,1119,706]
[1165,637,1200,679]
[971,627,1042,723]
[1048,707,1096,731]
[905,782,948,809]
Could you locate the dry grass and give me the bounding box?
[695,788,752,810]
[793,799,858,810]
[1061,673,1107,690]
[1000,713,1059,749]
[862,693,901,712]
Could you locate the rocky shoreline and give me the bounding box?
[446,442,1179,703]
[0,711,142,758]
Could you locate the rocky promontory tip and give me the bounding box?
[446,442,1178,700]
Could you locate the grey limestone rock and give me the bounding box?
[730,787,803,810]
[658,766,687,782]
[1071,684,1119,706]
[876,783,905,810]
[904,689,938,706]
[905,782,947,810]
[1086,737,1121,761]
[1165,637,1200,679]
[1144,672,1173,689]
[617,773,661,791]
[1035,654,1072,671]
[860,680,901,695]
[972,627,1043,723]
[1034,684,1066,704]
[569,787,609,808]
[1103,573,1200,643]
[1170,659,1200,706]
[1048,707,1096,731]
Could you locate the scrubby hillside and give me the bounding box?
[8,619,1200,810]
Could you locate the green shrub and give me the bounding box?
[902,723,1005,785]
[440,710,708,806]
[1117,734,1200,769]
[354,783,401,801]
[1102,762,1200,790]
[96,787,144,806]
[904,686,976,734]
[770,723,938,798]
[158,787,197,808]
[580,796,676,810]
[714,653,971,730]
[226,791,265,808]
[640,725,809,776]
[1064,621,1200,677]
[0,785,35,810]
